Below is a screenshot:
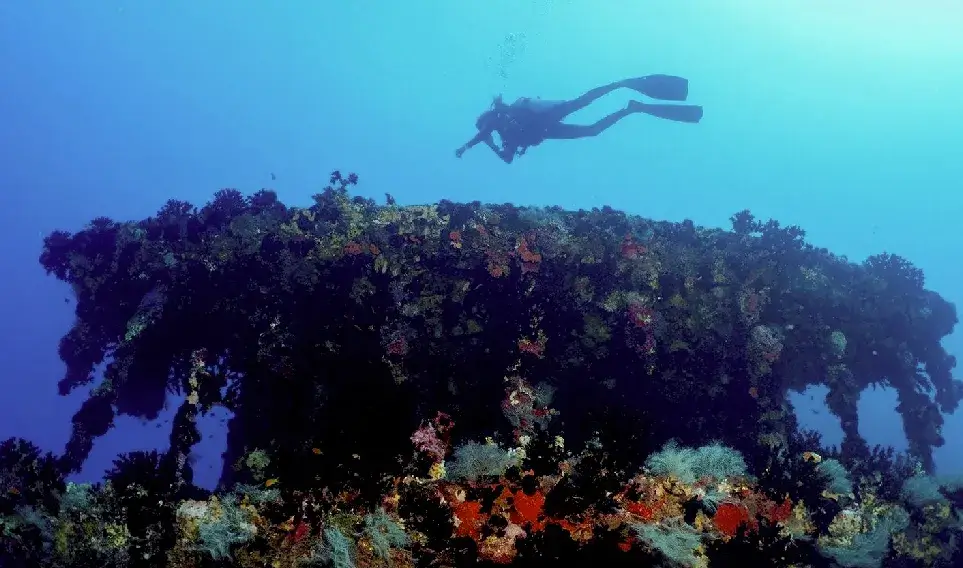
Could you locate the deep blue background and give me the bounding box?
[2,2,961,489]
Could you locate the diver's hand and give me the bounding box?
[455,146,465,158]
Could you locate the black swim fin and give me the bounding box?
[622,74,690,101]
[631,101,703,123]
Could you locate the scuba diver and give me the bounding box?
[455,74,703,163]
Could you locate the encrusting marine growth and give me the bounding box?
[2,171,961,567]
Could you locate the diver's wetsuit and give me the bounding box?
[456,74,703,163]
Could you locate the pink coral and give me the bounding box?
[411,423,446,462]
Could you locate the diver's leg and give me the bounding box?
[620,75,690,101]
[547,82,627,120]
[542,107,635,140]
[627,100,703,123]
[548,75,689,120]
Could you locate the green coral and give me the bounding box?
[446,441,518,482]
[375,203,450,238]
[819,507,909,568]
[244,448,271,480]
[59,481,95,513]
[181,496,257,560]
[631,520,703,567]
[644,441,747,484]
[319,526,356,568]
[819,458,855,496]
[830,330,848,357]
[45,483,131,565]
[234,482,280,505]
[364,508,409,560]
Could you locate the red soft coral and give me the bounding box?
[714,502,755,537]
[453,500,485,540]
[511,490,545,531]
[764,497,793,524]
[624,500,655,521]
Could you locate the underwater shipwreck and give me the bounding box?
[3,171,963,567]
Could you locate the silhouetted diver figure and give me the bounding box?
[456,75,703,163]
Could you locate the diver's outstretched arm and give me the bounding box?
[484,139,516,164]
[456,130,494,157]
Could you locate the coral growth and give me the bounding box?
[3,173,959,566]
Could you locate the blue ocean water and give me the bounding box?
[1,1,960,491]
